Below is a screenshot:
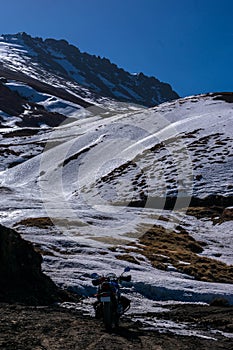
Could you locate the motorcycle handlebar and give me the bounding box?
[120,275,131,282]
[92,274,131,286]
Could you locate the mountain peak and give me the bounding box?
[0,33,179,107]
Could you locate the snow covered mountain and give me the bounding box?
[0,88,232,305]
[0,32,178,109]
[0,32,233,328]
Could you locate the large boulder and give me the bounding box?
[0,224,66,305]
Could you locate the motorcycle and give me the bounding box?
[91,267,131,331]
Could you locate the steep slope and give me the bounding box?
[0,32,232,312]
[35,93,233,207]
[0,93,232,226]
[0,32,179,107]
[0,93,232,308]
[1,92,232,219]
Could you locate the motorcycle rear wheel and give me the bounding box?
[103,302,113,331]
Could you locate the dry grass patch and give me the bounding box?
[138,225,233,283]
[186,206,233,224]
[116,224,233,284]
[14,217,54,229]
[186,207,223,220]
[90,237,131,245]
[116,254,140,265]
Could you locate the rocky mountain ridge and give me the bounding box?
[0,32,179,107]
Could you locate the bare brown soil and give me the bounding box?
[0,303,232,350]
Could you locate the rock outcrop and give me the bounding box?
[0,224,67,305]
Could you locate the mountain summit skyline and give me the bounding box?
[0,32,179,107]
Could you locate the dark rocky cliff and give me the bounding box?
[0,224,69,305]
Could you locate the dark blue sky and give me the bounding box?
[2,0,233,97]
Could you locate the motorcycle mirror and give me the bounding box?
[124,267,130,272]
[91,273,99,279]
